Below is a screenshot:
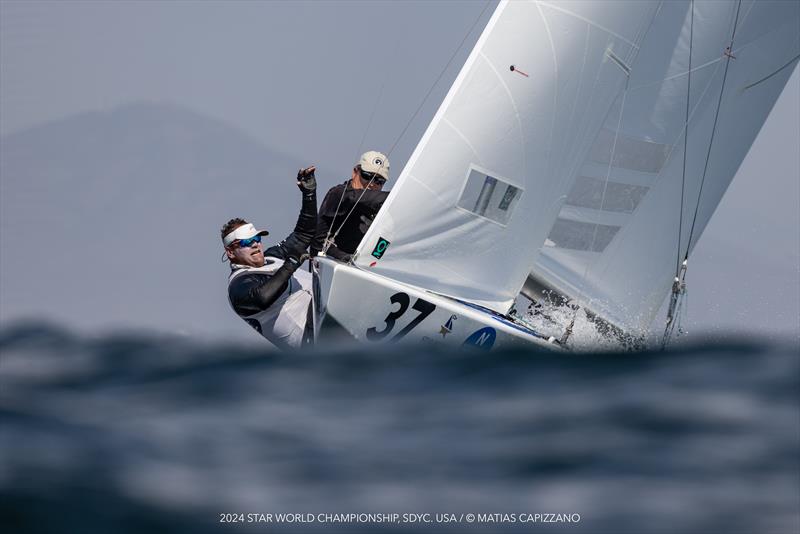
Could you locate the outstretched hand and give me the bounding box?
[297,166,316,193]
[284,252,311,272]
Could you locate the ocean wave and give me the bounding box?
[1,322,798,533]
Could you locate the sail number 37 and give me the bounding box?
[366,292,436,342]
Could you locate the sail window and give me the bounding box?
[456,168,521,225]
[589,128,670,173]
[546,218,621,252]
[565,176,650,213]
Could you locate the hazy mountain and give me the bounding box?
[0,101,310,339]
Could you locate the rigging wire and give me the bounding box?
[386,0,493,156]
[355,35,403,161]
[321,33,402,255]
[685,0,742,256]
[663,0,743,348]
[323,0,493,255]
[662,0,695,349]
[323,173,382,256]
[675,0,694,278]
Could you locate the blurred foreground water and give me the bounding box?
[1,323,798,534]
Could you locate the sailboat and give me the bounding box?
[313,0,799,350]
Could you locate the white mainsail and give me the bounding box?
[354,0,799,335]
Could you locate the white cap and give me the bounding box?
[358,150,390,181]
[222,223,269,247]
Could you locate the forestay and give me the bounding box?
[355,0,799,334]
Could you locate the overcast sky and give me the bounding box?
[1,0,797,341]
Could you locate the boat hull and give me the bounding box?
[313,256,557,351]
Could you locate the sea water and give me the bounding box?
[1,323,797,533]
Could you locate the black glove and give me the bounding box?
[297,166,317,193]
[358,214,375,234]
[284,252,310,273]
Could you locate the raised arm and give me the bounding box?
[265,166,318,260]
[311,184,340,256]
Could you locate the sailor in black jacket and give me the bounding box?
[222,167,317,348]
[312,151,390,262]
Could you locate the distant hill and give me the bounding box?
[0,102,305,338]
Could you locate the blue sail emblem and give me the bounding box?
[463,327,496,349]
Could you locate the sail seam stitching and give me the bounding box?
[442,118,485,167]
[536,1,639,50]
[534,0,558,202]
[478,51,526,174]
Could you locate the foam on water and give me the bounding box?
[516,294,630,351]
